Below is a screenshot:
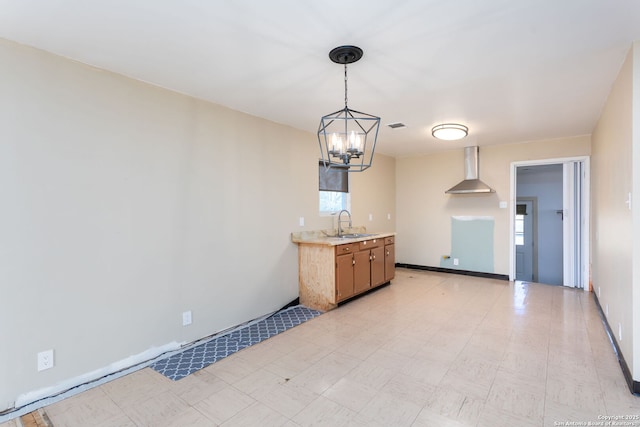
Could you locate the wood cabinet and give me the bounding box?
[384,236,395,282]
[297,233,395,311]
[335,237,390,303]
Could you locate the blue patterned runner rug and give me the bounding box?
[151,305,321,380]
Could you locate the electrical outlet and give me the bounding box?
[299,217,304,227]
[387,213,391,220]
[182,310,192,326]
[37,350,54,371]
[499,201,508,209]
[606,304,609,316]
[598,286,601,298]
[368,213,373,221]
[453,258,459,266]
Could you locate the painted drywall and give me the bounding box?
[350,154,396,233]
[0,39,397,410]
[440,216,494,272]
[592,43,637,382]
[517,165,564,285]
[396,136,591,275]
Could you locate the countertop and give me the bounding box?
[291,228,395,246]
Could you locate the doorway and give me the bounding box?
[509,157,590,290]
[515,198,537,282]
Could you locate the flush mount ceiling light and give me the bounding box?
[318,45,381,172]
[431,123,469,141]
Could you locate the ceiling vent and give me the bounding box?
[387,122,406,129]
[445,146,495,194]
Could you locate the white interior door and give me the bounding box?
[563,161,588,289]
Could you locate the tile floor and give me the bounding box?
[2,268,639,426]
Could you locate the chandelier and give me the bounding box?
[318,46,380,172]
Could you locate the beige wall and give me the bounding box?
[350,153,396,233]
[592,43,638,381]
[396,136,591,275]
[0,39,396,410]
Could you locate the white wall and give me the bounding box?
[0,39,396,410]
[517,165,564,285]
[591,42,638,382]
[396,137,591,275]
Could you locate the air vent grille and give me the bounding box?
[387,122,406,129]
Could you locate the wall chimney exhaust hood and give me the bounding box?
[445,146,495,194]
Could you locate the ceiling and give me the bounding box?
[2,0,640,158]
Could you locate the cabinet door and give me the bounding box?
[353,250,371,294]
[384,243,395,282]
[371,246,385,287]
[336,254,354,301]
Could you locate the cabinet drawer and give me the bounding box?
[336,243,357,255]
[384,236,395,245]
[358,238,381,250]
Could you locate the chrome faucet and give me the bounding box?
[337,209,352,237]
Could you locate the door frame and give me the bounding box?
[509,156,590,290]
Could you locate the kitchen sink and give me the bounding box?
[337,233,377,239]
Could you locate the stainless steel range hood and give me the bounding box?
[445,146,495,194]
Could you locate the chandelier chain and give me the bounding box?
[344,64,348,108]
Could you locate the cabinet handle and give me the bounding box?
[372,254,376,260]
[345,247,350,251]
[352,259,355,265]
[386,250,390,256]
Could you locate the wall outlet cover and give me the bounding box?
[37,349,54,371]
[453,258,459,266]
[499,201,508,209]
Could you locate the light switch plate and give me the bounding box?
[182,311,192,326]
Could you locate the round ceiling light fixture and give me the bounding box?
[431,123,468,141]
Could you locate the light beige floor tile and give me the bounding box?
[101,368,170,408]
[342,359,395,390]
[477,404,540,427]
[358,390,422,427]
[543,399,603,427]
[292,396,356,427]
[379,372,435,407]
[412,408,475,427]
[545,376,607,414]
[485,370,545,421]
[170,369,227,405]
[233,368,286,396]
[322,377,377,412]
[400,354,451,386]
[159,407,214,427]
[193,385,255,425]
[499,349,548,381]
[438,353,499,400]
[423,386,468,419]
[264,342,333,379]
[46,387,126,427]
[253,380,319,418]
[254,382,319,418]
[93,414,137,427]
[287,351,360,395]
[220,402,289,427]
[202,353,261,384]
[27,269,637,427]
[122,390,190,427]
